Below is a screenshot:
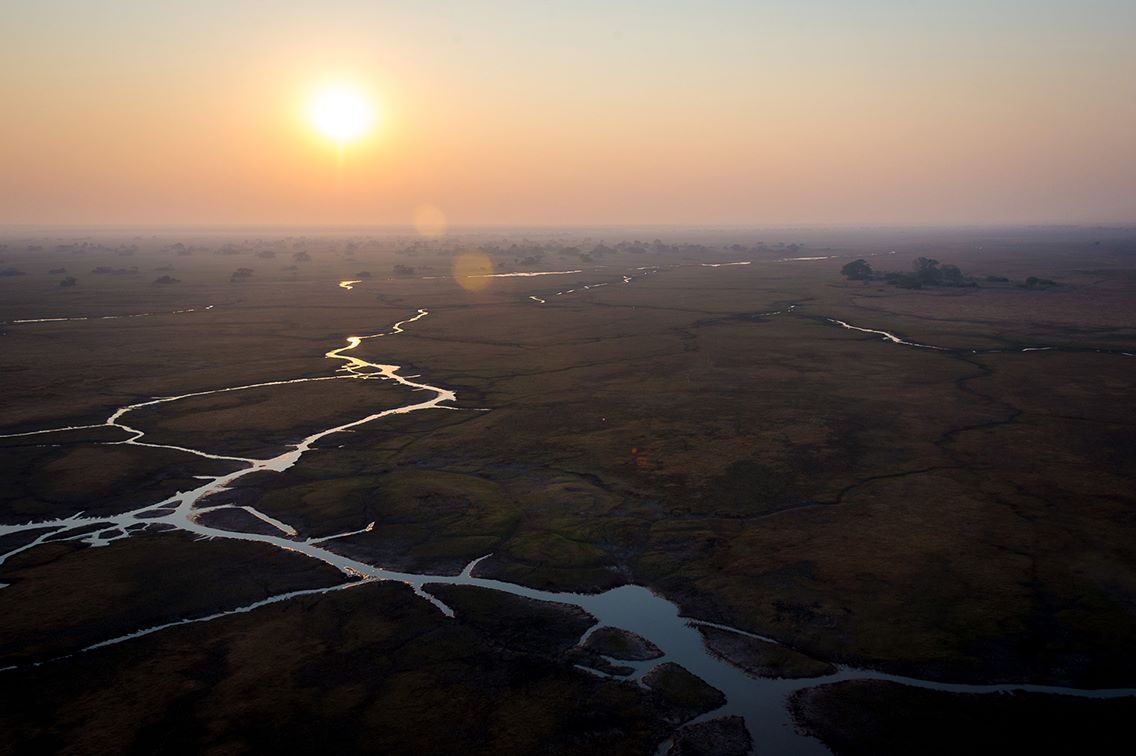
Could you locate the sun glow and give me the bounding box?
[307,85,375,145]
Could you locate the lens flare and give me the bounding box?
[414,204,448,238]
[452,251,493,291]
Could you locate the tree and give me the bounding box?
[914,257,941,285]
[841,259,873,281]
[940,264,965,285]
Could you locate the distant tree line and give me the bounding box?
[841,258,1060,290]
[91,266,138,275]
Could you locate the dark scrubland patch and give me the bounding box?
[698,625,834,678]
[637,461,1136,687]
[246,467,520,576]
[0,317,334,433]
[642,662,727,723]
[0,582,669,755]
[196,506,291,536]
[484,525,629,592]
[699,458,820,517]
[584,627,662,660]
[0,443,240,523]
[125,376,416,457]
[240,455,637,589]
[0,532,346,666]
[0,263,407,431]
[0,526,60,558]
[423,584,595,656]
[667,715,752,756]
[840,277,1136,351]
[790,680,1136,756]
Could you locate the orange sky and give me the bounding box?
[2,1,1134,227]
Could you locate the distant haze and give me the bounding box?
[2,1,1134,227]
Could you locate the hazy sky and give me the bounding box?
[2,1,1134,227]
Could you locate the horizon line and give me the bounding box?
[3,221,1135,235]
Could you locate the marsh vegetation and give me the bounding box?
[2,226,1135,753]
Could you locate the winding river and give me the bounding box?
[1,304,214,326]
[2,291,1135,754]
[823,315,1136,357]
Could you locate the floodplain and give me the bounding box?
[2,226,1135,754]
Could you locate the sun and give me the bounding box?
[307,85,375,145]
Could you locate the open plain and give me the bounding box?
[2,227,1135,753]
